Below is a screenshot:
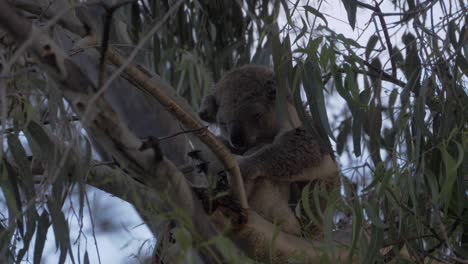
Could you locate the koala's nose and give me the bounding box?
[229,122,246,149]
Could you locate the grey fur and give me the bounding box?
[200,65,340,235]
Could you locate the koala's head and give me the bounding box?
[198,65,280,153]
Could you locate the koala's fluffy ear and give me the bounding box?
[198,94,218,123]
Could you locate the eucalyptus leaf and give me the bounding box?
[365,35,379,59]
[302,59,335,141]
[33,210,50,264]
[341,0,357,30]
[303,6,328,26]
[7,135,35,200]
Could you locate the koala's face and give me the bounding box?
[216,100,279,152]
[198,65,281,153]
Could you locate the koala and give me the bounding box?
[198,65,340,236]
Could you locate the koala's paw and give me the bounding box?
[237,157,261,180]
[193,186,247,226]
[217,196,248,226]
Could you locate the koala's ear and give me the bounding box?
[198,94,218,123]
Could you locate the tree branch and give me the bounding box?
[104,48,249,210]
[11,0,249,212]
[0,2,378,262]
[0,2,233,261]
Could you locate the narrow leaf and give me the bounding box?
[341,0,358,30]
[302,59,335,141]
[303,6,328,26]
[365,35,379,59]
[34,210,50,264]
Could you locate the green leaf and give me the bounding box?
[0,220,14,263]
[347,199,363,263]
[333,66,359,108]
[448,19,458,49]
[34,210,50,264]
[0,160,22,220]
[365,35,379,59]
[307,36,323,56]
[363,201,387,229]
[83,251,90,264]
[303,6,328,26]
[414,82,431,137]
[47,199,71,264]
[402,33,421,93]
[7,135,35,200]
[76,136,92,219]
[341,0,357,30]
[344,64,360,98]
[336,120,350,155]
[319,44,331,70]
[392,46,404,67]
[293,17,308,45]
[280,0,293,25]
[362,226,383,263]
[24,121,54,161]
[351,106,362,157]
[438,145,459,212]
[336,33,362,48]
[388,89,398,118]
[17,208,38,262]
[362,162,384,192]
[302,59,335,141]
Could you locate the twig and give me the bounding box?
[85,192,102,264]
[359,57,406,87]
[97,0,137,89]
[356,0,438,17]
[158,126,209,141]
[321,62,406,88]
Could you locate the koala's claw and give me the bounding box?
[193,188,248,226]
[217,197,248,226]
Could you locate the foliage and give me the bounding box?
[0,0,466,263]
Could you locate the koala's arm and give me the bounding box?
[238,127,338,183]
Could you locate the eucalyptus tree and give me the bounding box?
[0,0,466,263]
